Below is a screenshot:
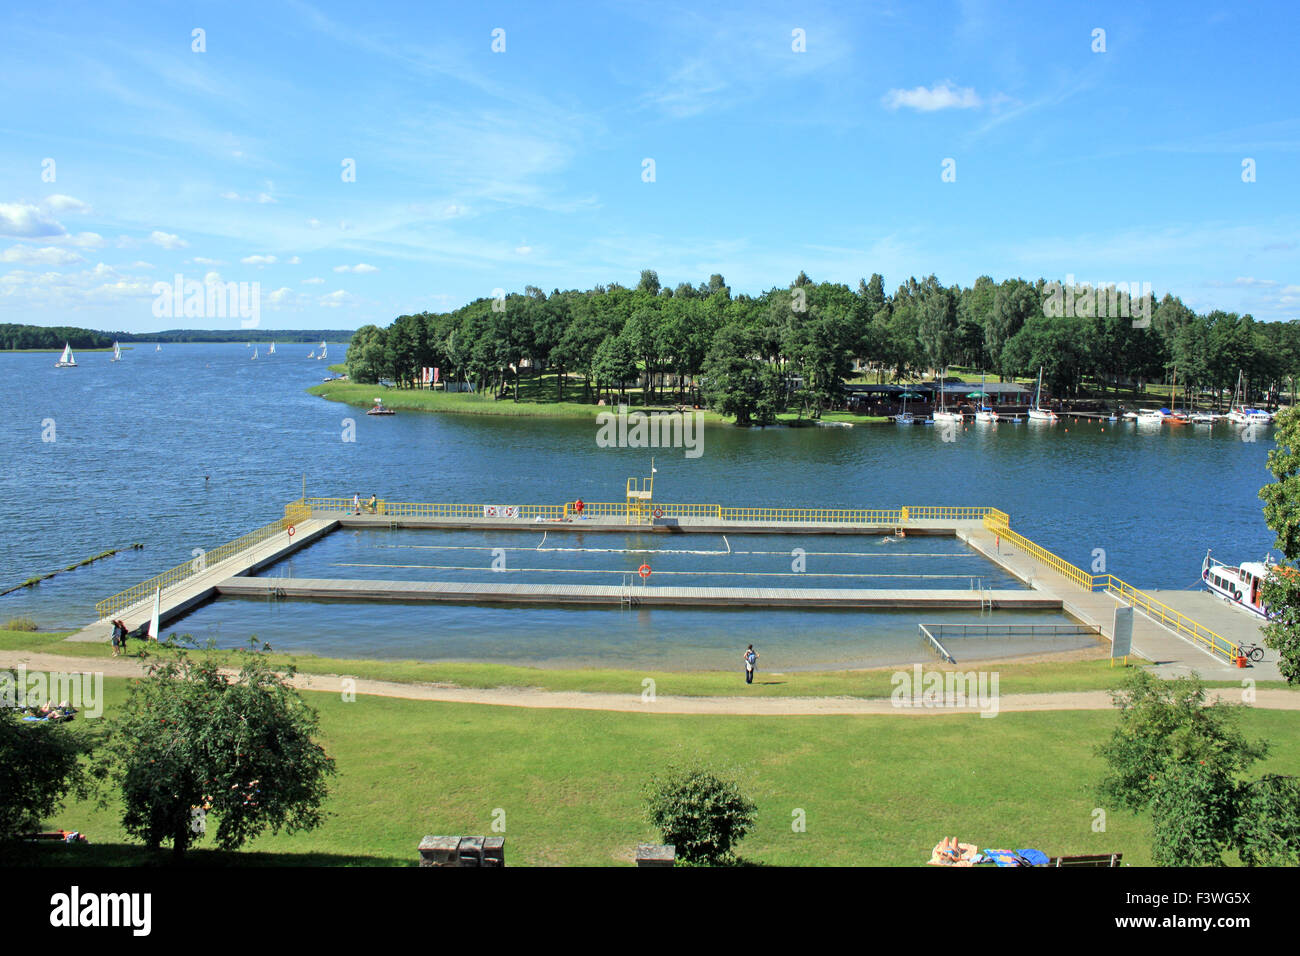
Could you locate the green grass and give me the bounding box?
[6,630,1295,697]
[309,379,730,422]
[21,675,1300,866]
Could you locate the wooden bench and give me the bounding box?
[1049,853,1122,867]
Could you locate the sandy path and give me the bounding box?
[3,650,1294,716]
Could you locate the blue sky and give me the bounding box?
[1,0,1297,332]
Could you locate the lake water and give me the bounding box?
[0,343,1276,668]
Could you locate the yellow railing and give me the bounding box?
[94,503,311,620]
[980,511,1239,662]
[1095,575,1240,661]
[303,498,1004,526]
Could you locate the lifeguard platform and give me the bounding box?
[625,466,654,524]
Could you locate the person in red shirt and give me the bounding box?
[574,498,585,518]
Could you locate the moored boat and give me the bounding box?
[1202,550,1271,619]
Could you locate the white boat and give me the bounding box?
[932,369,963,424]
[268,342,275,355]
[111,341,121,362]
[55,343,77,367]
[1226,371,1271,424]
[308,349,316,359]
[155,343,162,352]
[973,371,998,421]
[1026,367,1057,421]
[1122,411,1138,420]
[1202,550,1271,619]
[252,346,258,360]
[1136,409,1165,424]
[317,341,327,360]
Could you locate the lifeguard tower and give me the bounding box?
[625,461,655,524]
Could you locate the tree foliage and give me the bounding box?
[1095,670,1299,865]
[99,643,336,859]
[0,692,94,840]
[644,764,757,866]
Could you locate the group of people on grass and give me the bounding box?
[18,701,77,722]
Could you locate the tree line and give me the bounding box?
[0,325,358,350]
[341,269,1300,424]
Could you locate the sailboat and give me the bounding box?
[1026,367,1057,421]
[974,372,998,422]
[308,349,316,359]
[317,341,327,360]
[893,389,918,424]
[268,341,275,355]
[155,343,162,352]
[111,341,122,362]
[55,343,77,368]
[1227,370,1270,425]
[252,345,258,360]
[932,370,962,424]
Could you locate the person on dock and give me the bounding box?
[352,492,361,515]
[574,498,585,519]
[743,644,758,684]
[366,493,377,514]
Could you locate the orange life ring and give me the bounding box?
[653,508,664,519]
[638,564,651,579]
[287,525,296,537]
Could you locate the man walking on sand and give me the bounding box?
[743,644,758,685]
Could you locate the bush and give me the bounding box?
[4,617,38,632]
[644,764,756,865]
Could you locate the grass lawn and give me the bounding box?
[309,380,732,422]
[18,675,1300,866]
[5,629,1294,697]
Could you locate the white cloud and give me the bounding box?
[131,261,155,269]
[319,290,352,307]
[257,193,276,204]
[882,82,983,112]
[1,245,84,265]
[1234,277,1278,287]
[63,232,106,249]
[203,271,223,284]
[150,230,188,249]
[306,218,322,229]
[189,256,225,266]
[302,277,324,285]
[266,286,296,308]
[241,254,277,265]
[288,256,301,265]
[332,263,378,273]
[0,201,66,238]
[515,245,533,255]
[41,194,92,214]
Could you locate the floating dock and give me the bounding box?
[74,492,1277,680]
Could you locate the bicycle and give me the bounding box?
[1236,641,1265,663]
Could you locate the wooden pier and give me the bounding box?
[75,494,1279,680]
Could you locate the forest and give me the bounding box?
[343,271,1299,425]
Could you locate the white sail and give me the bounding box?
[56,343,77,367]
[149,587,161,642]
[268,341,275,355]
[155,343,161,352]
[252,346,258,360]
[112,341,121,361]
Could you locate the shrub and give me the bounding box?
[644,764,756,865]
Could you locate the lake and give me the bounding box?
[0,344,1276,667]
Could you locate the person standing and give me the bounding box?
[352,492,362,515]
[110,620,123,657]
[743,644,758,684]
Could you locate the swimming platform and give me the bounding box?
[76,494,1276,680]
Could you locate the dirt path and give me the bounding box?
[4,650,1294,716]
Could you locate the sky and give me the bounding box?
[0,0,1297,333]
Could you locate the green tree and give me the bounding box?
[1258,405,1300,682]
[1094,670,1293,866]
[0,690,94,840]
[100,643,336,860]
[644,765,757,865]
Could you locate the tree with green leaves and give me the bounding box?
[99,643,336,860]
[1258,405,1300,683]
[1096,670,1298,865]
[0,687,95,841]
[644,764,757,865]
